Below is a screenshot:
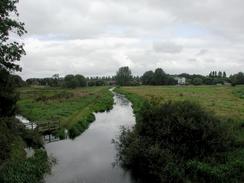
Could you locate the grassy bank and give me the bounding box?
[116,85,244,121]
[0,117,52,183]
[17,86,114,138]
[116,85,244,142]
[115,85,244,182]
[0,149,52,183]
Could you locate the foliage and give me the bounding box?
[192,77,203,85]
[115,100,242,182]
[35,91,74,102]
[64,74,79,88]
[0,149,52,183]
[63,74,87,88]
[233,86,244,99]
[0,0,26,72]
[141,68,176,85]
[0,117,44,165]
[141,69,160,85]
[17,86,114,138]
[0,69,19,116]
[179,71,229,85]
[115,66,133,86]
[230,72,244,85]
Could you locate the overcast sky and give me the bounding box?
[17,0,244,79]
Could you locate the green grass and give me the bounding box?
[0,149,52,183]
[116,85,244,121]
[17,86,114,138]
[116,85,244,182]
[115,85,244,145]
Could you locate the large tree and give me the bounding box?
[141,71,154,85]
[75,74,86,87]
[153,68,166,85]
[115,66,132,86]
[64,74,79,88]
[0,0,27,72]
[230,72,244,85]
[0,0,27,116]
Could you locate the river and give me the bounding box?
[45,91,136,183]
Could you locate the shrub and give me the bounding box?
[0,149,52,183]
[115,100,240,182]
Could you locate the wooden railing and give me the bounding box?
[37,121,60,133]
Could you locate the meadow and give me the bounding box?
[17,86,114,138]
[115,85,244,182]
[116,85,244,121]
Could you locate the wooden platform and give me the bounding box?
[37,121,60,134]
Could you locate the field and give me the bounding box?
[116,85,244,182]
[116,85,244,121]
[17,86,114,138]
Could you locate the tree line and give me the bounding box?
[12,67,244,88]
[115,67,244,86]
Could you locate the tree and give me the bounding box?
[223,71,227,78]
[141,71,154,85]
[75,74,86,87]
[0,0,27,116]
[230,72,244,85]
[115,66,132,86]
[0,0,27,72]
[64,74,79,88]
[10,74,25,87]
[218,71,222,78]
[153,68,166,85]
[192,77,203,85]
[115,101,237,182]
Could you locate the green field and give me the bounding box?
[116,85,244,121]
[17,86,113,137]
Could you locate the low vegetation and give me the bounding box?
[115,85,244,182]
[0,117,51,183]
[116,85,244,121]
[0,149,52,183]
[17,86,114,138]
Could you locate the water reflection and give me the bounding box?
[45,92,137,183]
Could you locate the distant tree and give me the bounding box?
[10,75,25,87]
[218,71,223,78]
[166,76,177,85]
[141,71,154,85]
[192,77,203,85]
[115,66,132,86]
[230,72,244,85]
[75,74,86,87]
[95,80,105,86]
[153,68,166,85]
[64,75,79,88]
[223,71,227,78]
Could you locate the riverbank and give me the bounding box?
[0,117,52,183]
[115,85,244,182]
[45,91,136,183]
[115,85,244,121]
[17,86,114,138]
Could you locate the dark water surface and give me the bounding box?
[45,92,136,183]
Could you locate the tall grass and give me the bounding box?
[17,86,114,138]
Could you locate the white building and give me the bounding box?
[174,77,186,85]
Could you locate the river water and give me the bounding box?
[45,92,136,183]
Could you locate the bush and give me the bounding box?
[115,100,240,182]
[0,149,52,183]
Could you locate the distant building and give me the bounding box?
[174,77,186,85]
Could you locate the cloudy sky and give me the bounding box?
[17,0,244,79]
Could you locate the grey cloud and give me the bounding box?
[197,49,208,56]
[153,42,183,53]
[15,0,244,78]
